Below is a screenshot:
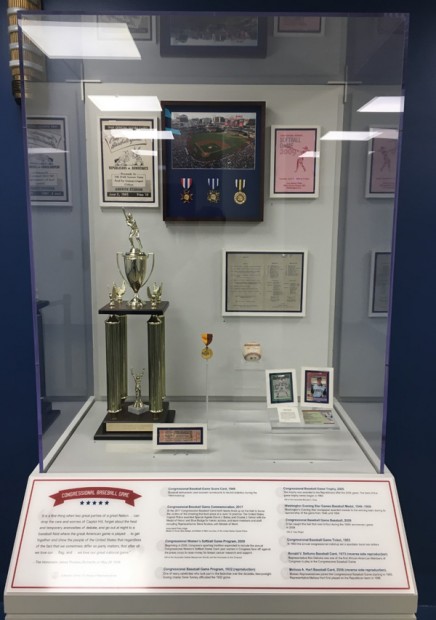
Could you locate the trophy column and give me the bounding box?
[96,300,174,439]
[105,315,122,414]
[148,314,164,416]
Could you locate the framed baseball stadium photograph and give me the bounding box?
[161,101,265,221]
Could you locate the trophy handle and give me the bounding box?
[145,252,155,286]
[116,252,125,282]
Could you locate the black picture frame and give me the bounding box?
[160,15,267,58]
[161,101,265,222]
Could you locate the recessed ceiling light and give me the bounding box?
[20,20,140,59]
[321,131,382,141]
[88,95,162,112]
[357,96,404,113]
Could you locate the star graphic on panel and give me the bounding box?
[86,501,91,505]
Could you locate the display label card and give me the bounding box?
[277,406,301,423]
[9,476,412,592]
[153,423,207,450]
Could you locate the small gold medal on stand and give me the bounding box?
[201,332,213,360]
[201,333,213,415]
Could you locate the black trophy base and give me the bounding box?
[94,402,175,440]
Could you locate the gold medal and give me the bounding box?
[201,333,213,360]
[181,189,193,203]
[234,190,246,205]
[207,190,220,203]
[234,179,246,205]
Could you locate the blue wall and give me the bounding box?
[1,1,435,615]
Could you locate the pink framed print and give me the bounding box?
[270,125,320,198]
[365,128,398,198]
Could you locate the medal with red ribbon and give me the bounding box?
[180,178,193,203]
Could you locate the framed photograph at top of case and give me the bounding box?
[162,101,265,222]
[222,250,307,317]
[160,15,267,57]
[365,128,398,198]
[270,126,320,198]
[301,367,334,410]
[99,118,159,207]
[274,16,324,36]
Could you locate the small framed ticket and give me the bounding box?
[153,423,207,450]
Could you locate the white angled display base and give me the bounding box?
[4,402,417,619]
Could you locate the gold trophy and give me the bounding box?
[117,209,154,309]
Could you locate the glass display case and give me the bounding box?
[18,10,406,474]
[5,10,419,620]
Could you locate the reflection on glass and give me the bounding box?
[19,12,407,473]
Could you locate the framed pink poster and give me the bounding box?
[365,131,398,198]
[270,126,320,198]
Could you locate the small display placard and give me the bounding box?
[153,423,207,450]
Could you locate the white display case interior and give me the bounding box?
[19,11,406,474]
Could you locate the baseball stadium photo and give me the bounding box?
[170,111,257,169]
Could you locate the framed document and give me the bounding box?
[99,118,159,207]
[27,116,71,205]
[222,250,307,317]
[274,16,324,36]
[369,251,391,317]
[266,369,298,408]
[365,128,398,198]
[300,367,334,410]
[161,101,265,221]
[270,126,320,198]
[160,15,267,58]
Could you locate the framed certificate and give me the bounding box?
[300,367,334,410]
[369,251,391,317]
[270,126,320,198]
[99,118,159,207]
[161,101,265,221]
[222,250,307,317]
[266,369,298,408]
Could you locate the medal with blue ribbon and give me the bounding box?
[180,178,193,203]
[234,179,247,205]
[207,178,220,203]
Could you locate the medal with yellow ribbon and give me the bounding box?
[234,178,247,205]
[201,333,213,360]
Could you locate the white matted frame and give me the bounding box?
[270,125,320,198]
[300,367,334,409]
[222,249,307,317]
[98,117,159,207]
[266,369,298,408]
[273,16,325,36]
[27,116,72,206]
[369,250,391,317]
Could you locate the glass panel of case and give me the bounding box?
[18,10,407,473]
